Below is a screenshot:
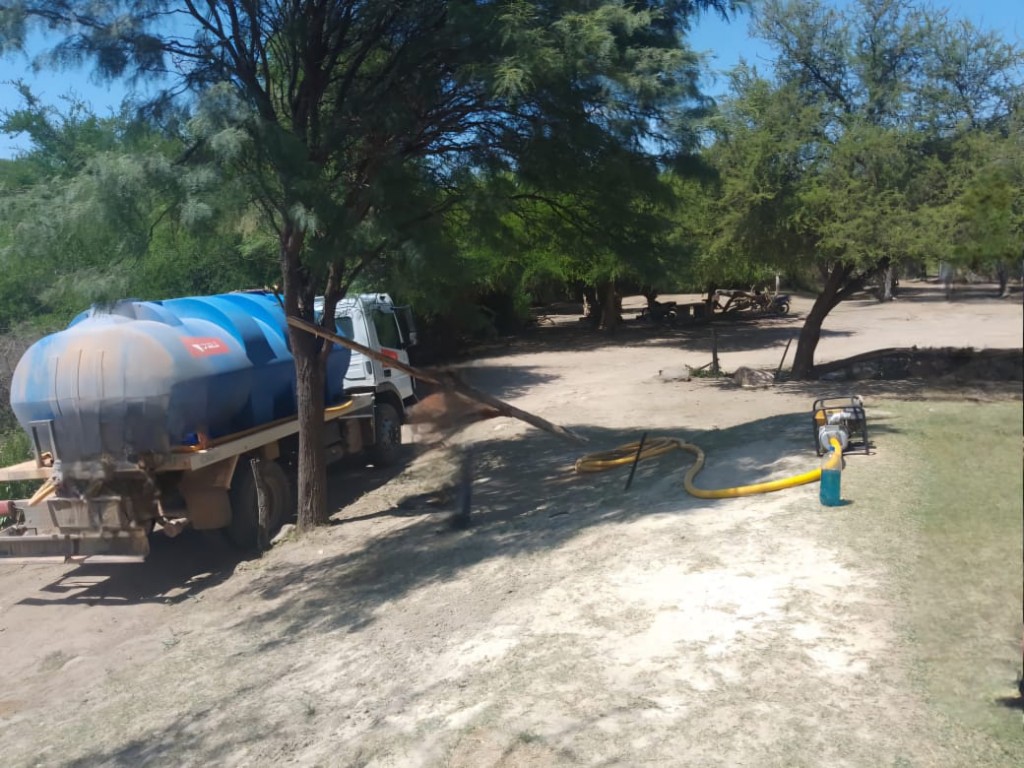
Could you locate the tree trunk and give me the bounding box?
[791,263,850,379]
[996,261,1009,298]
[704,283,718,315]
[581,284,600,328]
[279,223,331,531]
[291,329,329,530]
[880,264,895,301]
[599,278,619,333]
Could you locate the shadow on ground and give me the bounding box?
[62,696,263,768]
[47,408,908,767]
[774,377,1024,402]
[462,314,823,359]
[845,281,1021,305]
[995,693,1024,711]
[230,409,902,649]
[15,529,247,608]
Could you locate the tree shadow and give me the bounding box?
[61,693,265,768]
[672,319,848,355]
[995,694,1024,711]
[437,363,561,401]
[14,528,246,608]
[774,377,1024,402]
[845,280,1019,305]
[35,408,907,767]
[229,409,899,650]
[8,366,555,610]
[457,313,847,361]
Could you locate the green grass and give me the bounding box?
[851,400,1023,762]
[0,428,35,501]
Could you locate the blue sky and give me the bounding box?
[0,0,1021,158]
[690,0,1023,97]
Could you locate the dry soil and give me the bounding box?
[0,280,1021,767]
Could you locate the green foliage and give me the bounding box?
[702,0,1022,376]
[716,0,1023,284]
[0,88,278,330]
[939,125,1024,271]
[0,429,33,501]
[1,1,746,524]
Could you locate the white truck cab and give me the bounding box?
[330,293,418,405]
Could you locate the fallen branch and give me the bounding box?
[286,316,587,445]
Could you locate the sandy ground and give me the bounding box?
[0,281,1021,767]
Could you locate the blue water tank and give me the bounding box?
[9,291,351,464]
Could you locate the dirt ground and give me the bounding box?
[0,280,1021,767]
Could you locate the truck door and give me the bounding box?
[335,314,372,390]
[368,307,416,403]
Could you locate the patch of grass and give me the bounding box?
[853,400,1023,760]
[0,428,35,501]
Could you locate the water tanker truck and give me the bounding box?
[0,290,418,562]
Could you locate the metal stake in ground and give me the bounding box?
[451,445,475,530]
[776,338,794,380]
[624,432,648,491]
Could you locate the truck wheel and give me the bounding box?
[226,459,293,550]
[368,402,402,467]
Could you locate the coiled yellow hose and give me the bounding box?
[575,437,842,499]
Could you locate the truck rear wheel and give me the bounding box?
[226,459,293,550]
[367,402,402,467]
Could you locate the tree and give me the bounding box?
[0,87,267,329]
[708,0,1022,378]
[941,126,1024,297]
[1,1,741,529]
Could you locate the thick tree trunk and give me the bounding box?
[996,261,1009,298]
[291,329,329,530]
[791,263,853,379]
[880,264,896,301]
[279,223,331,531]
[581,284,600,328]
[704,283,718,315]
[599,278,619,333]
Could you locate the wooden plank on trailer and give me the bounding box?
[0,460,49,483]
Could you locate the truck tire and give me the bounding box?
[368,402,402,467]
[226,458,293,550]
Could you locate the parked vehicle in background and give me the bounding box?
[713,288,790,316]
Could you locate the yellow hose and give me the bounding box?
[27,478,57,506]
[575,437,843,499]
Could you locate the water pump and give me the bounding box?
[812,396,869,456]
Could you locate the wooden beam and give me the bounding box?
[286,316,587,445]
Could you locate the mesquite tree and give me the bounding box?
[709,0,1021,378]
[1,1,739,528]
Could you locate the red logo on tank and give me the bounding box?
[183,337,229,357]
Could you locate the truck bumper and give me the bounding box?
[0,497,150,563]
